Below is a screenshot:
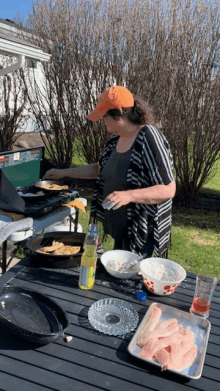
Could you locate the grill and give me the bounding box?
[0,146,78,217]
[0,172,78,217]
[16,187,78,217]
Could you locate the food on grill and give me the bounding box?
[137,305,198,371]
[54,245,81,255]
[42,241,65,253]
[40,241,81,255]
[64,199,86,213]
[41,184,69,190]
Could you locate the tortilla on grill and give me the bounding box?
[54,245,81,255]
[40,241,81,255]
[42,184,69,190]
[42,241,64,253]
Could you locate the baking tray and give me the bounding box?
[128,302,211,380]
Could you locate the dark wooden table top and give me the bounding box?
[0,256,219,391]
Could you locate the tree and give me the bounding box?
[23,0,220,201]
[22,0,115,167]
[123,0,220,201]
[0,59,28,152]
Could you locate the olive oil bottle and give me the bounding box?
[79,224,98,290]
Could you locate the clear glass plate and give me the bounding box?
[88,298,139,335]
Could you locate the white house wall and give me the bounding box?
[0,19,51,133]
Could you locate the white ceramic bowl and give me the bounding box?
[139,257,186,296]
[100,250,139,279]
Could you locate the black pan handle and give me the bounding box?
[26,182,35,191]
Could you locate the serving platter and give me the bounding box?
[88,298,139,336]
[128,302,211,380]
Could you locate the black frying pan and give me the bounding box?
[34,179,77,194]
[24,231,86,268]
[0,285,69,346]
[16,185,54,203]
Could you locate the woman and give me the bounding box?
[43,85,176,257]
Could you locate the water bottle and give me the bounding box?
[79,224,98,290]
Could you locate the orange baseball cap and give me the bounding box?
[87,85,134,121]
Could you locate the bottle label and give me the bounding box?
[79,265,95,288]
[79,266,90,287]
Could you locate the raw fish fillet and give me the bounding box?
[149,318,179,340]
[140,333,186,360]
[169,345,198,371]
[169,329,196,370]
[137,305,162,347]
[137,309,198,372]
[154,348,170,369]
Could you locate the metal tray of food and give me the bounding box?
[128,302,211,380]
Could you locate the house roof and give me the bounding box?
[0,32,51,62]
[0,18,51,70]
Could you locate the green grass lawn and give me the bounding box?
[45,143,220,278]
[77,187,220,279]
[168,206,219,278]
[200,157,220,198]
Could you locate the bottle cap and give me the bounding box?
[88,224,98,234]
[137,290,147,301]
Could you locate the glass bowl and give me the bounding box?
[88,298,139,335]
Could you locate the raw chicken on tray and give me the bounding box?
[136,305,198,371]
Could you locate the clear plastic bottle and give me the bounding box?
[79,224,98,290]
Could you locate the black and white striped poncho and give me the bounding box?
[90,125,175,256]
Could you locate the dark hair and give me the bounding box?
[104,95,156,126]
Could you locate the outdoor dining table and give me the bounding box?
[0,255,219,391]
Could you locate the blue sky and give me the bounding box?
[0,0,33,21]
[0,0,217,22]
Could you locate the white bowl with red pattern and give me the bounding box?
[139,257,186,296]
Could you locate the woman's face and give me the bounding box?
[103,115,130,136]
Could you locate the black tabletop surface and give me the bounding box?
[0,256,219,391]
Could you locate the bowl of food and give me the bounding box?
[139,258,186,295]
[100,250,139,279]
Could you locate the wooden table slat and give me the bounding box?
[18,265,220,308]
[0,257,219,391]
[0,354,104,391]
[13,271,220,322]
[0,371,55,391]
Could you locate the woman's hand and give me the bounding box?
[107,191,132,210]
[42,169,64,180]
[104,181,176,209]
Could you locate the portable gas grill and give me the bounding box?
[15,188,78,217]
[0,146,80,273]
[0,146,78,216]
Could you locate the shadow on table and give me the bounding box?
[0,327,49,351]
[77,305,191,386]
[77,306,111,337]
[78,306,93,330]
